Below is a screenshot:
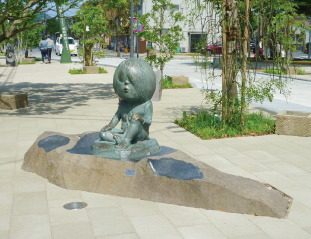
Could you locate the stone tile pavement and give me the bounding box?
[1,61,311,238]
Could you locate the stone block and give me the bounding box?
[0,92,28,110]
[171,75,189,85]
[83,66,99,74]
[22,57,36,64]
[22,131,292,218]
[276,110,311,137]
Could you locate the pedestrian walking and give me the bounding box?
[259,37,263,58]
[39,37,48,63]
[46,35,55,63]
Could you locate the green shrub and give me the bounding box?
[69,68,86,74]
[297,69,305,75]
[163,75,193,89]
[35,57,42,61]
[263,69,286,75]
[175,111,275,139]
[99,67,107,73]
[18,61,35,65]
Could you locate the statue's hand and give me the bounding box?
[101,124,112,132]
[131,113,143,122]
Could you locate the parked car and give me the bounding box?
[204,41,248,56]
[55,37,78,56]
[205,41,222,56]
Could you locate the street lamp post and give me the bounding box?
[130,0,134,58]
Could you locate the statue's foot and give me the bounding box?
[116,139,131,149]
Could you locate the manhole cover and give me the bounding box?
[63,202,88,210]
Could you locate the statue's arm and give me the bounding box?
[142,101,153,125]
[101,114,120,132]
[130,101,152,125]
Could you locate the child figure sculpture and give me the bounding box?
[99,58,157,151]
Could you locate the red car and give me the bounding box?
[205,41,223,56]
[204,41,244,56]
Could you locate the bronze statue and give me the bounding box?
[92,58,160,160]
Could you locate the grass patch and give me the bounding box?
[69,67,107,74]
[36,57,42,61]
[163,76,193,89]
[263,69,286,75]
[69,68,86,74]
[99,67,107,73]
[297,69,306,75]
[0,53,5,56]
[175,111,275,140]
[18,61,35,65]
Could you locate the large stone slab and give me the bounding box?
[22,131,292,218]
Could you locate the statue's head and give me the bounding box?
[113,58,156,102]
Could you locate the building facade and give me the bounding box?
[138,0,221,53]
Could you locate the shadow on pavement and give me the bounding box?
[0,82,116,116]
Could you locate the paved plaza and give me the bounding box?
[1,59,311,239]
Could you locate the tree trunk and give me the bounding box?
[223,0,238,122]
[84,43,93,66]
[241,0,250,125]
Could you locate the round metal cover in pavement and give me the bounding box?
[63,202,88,210]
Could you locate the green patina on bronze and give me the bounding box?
[92,58,160,160]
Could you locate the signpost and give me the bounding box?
[133,18,144,58]
[56,5,72,63]
[130,0,134,58]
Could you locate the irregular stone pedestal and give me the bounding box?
[0,92,28,110]
[276,110,311,137]
[83,66,99,74]
[22,131,292,218]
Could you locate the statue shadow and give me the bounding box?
[0,82,116,116]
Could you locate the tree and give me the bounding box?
[0,0,80,44]
[138,0,185,96]
[71,0,110,66]
[294,0,311,16]
[186,0,305,125]
[100,0,140,57]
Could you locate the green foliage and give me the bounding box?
[0,53,5,56]
[0,0,80,44]
[184,0,305,128]
[69,67,107,74]
[71,0,110,66]
[46,18,59,36]
[18,61,35,65]
[263,69,286,75]
[162,76,193,89]
[175,111,275,140]
[99,67,107,73]
[36,58,42,61]
[297,68,306,75]
[138,0,185,79]
[68,68,86,74]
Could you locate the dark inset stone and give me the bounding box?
[67,132,100,155]
[152,146,177,157]
[56,90,71,93]
[38,135,70,153]
[148,158,204,180]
